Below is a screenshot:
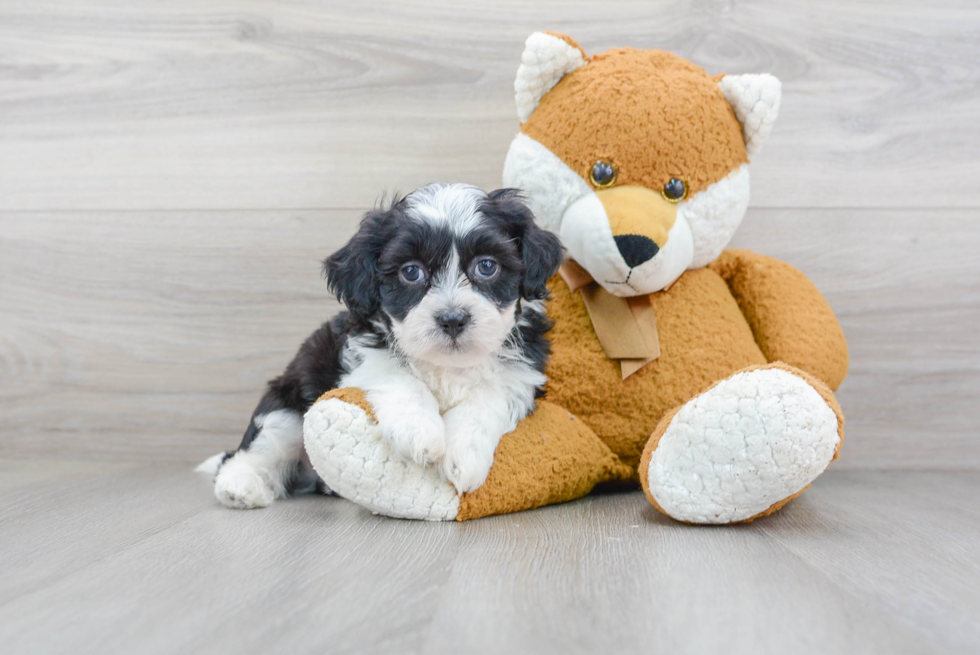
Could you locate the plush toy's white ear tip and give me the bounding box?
[515,32,587,123]
[718,73,782,156]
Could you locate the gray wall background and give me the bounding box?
[2,0,977,467]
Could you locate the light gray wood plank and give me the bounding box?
[0,462,461,655]
[3,208,977,468]
[0,0,978,211]
[2,463,977,655]
[760,471,980,653]
[0,460,211,605]
[420,493,935,655]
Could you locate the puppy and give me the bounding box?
[198,183,564,509]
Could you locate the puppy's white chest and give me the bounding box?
[410,361,496,414]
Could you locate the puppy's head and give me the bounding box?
[324,183,563,367]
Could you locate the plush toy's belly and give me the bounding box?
[543,267,767,472]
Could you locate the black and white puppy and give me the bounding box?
[198,183,564,509]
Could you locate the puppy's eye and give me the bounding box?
[399,262,427,284]
[662,178,687,203]
[590,161,617,188]
[471,257,499,280]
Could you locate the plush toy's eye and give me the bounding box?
[470,257,499,280]
[399,262,428,284]
[662,178,687,203]
[590,161,617,188]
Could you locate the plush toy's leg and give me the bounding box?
[303,389,633,521]
[639,363,844,524]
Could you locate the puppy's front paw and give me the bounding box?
[382,411,446,467]
[441,438,495,494]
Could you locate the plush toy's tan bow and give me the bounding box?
[558,260,660,380]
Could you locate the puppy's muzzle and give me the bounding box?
[437,310,470,338]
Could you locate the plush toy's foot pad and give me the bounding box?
[303,389,460,521]
[639,364,844,524]
[304,389,633,521]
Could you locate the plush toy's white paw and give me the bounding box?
[303,398,460,521]
[213,459,275,509]
[381,410,445,467]
[645,368,841,524]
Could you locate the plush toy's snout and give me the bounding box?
[561,187,694,296]
[598,186,677,267]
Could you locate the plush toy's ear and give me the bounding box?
[482,189,564,300]
[718,74,782,156]
[322,209,394,320]
[515,32,588,123]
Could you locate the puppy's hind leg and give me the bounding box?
[200,317,346,508]
[209,407,320,510]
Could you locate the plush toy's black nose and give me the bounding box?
[437,311,470,338]
[614,235,660,268]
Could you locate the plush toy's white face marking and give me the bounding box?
[503,133,753,296]
[560,191,693,295]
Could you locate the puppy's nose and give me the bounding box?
[437,311,470,338]
[614,234,660,268]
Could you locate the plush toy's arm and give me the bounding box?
[708,249,849,391]
[303,389,632,522]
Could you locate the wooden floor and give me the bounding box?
[2,461,978,655]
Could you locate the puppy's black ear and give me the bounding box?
[323,208,393,319]
[519,212,565,300]
[484,189,564,300]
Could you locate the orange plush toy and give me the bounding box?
[303,33,848,524]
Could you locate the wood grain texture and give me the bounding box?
[0,2,978,463]
[1,462,978,655]
[0,0,978,210]
[3,208,977,467]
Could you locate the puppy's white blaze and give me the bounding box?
[431,247,465,298]
[405,183,485,236]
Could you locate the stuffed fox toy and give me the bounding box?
[303,32,848,524]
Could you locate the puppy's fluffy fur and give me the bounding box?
[198,184,563,509]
